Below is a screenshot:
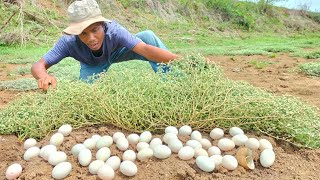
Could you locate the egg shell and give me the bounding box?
[106,156,121,171]
[48,151,67,166]
[165,126,178,135]
[178,146,195,160]
[50,133,64,146]
[24,138,37,149]
[24,146,40,161]
[186,140,202,149]
[245,138,260,150]
[58,124,72,136]
[88,160,104,175]
[139,131,152,143]
[218,138,235,151]
[96,147,111,161]
[232,134,248,146]
[113,132,125,142]
[196,156,215,172]
[98,164,115,180]
[162,133,178,144]
[123,150,136,162]
[153,145,172,159]
[194,148,209,158]
[210,155,223,168]
[208,146,221,156]
[149,138,162,150]
[127,134,140,145]
[229,127,244,136]
[168,139,183,153]
[190,130,202,141]
[136,142,149,151]
[200,138,212,149]
[71,144,86,156]
[40,145,57,160]
[178,125,192,136]
[78,148,92,166]
[222,155,238,170]
[137,148,153,161]
[120,161,138,176]
[83,138,96,149]
[52,162,72,180]
[235,148,255,170]
[259,139,273,150]
[260,149,275,168]
[6,163,22,180]
[96,135,113,149]
[116,137,129,151]
[91,134,102,143]
[210,128,224,140]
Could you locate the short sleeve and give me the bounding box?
[43,36,70,65]
[113,23,141,50]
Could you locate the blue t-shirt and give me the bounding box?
[43,21,141,66]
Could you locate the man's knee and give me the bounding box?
[136,30,157,44]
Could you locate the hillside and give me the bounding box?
[0,0,320,46]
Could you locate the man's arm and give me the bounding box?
[132,42,178,63]
[31,58,57,91]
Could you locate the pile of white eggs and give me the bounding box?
[5,125,276,179]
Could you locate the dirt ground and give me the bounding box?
[1,53,320,179]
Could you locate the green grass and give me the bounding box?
[299,62,320,77]
[249,60,274,69]
[0,46,49,64]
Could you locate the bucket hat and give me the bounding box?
[63,0,110,35]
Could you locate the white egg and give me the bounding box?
[178,146,195,160]
[232,134,248,146]
[168,139,183,153]
[40,145,57,160]
[96,147,111,161]
[116,137,129,151]
[113,132,125,142]
[123,150,136,162]
[194,148,209,158]
[83,138,96,149]
[149,138,162,150]
[98,164,115,180]
[210,155,223,168]
[222,155,238,170]
[162,133,178,144]
[245,138,260,150]
[127,133,139,145]
[200,138,212,149]
[23,146,40,161]
[71,144,86,156]
[136,142,150,151]
[260,149,275,168]
[190,130,202,141]
[186,140,202,149]
[153,145,172,159]
[208,146,221,156]
[52,162,72,179]
[50,133,64,146]
[178,125,192,136]
[139,131,152,143]
[24,138,37,149]
[120,161,138,176]
[5,163,22,180]
[196,156,215,172]
[78,148,92,166]
[165,126,178,135]
[137,148,153,161]
[229,127,244,136]
[58,124,72,136]
[106,156,121,171]
[91,134,102,143]
[259,139,273,150]
[88,160,104,175]
[210,128,224,140]
[48,151,67,166]
[96,135,113,149]
[217,138,235,151]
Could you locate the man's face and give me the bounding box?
[79,22,104,51]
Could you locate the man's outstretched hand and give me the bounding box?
[37,74,57,91]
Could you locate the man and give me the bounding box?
[31,0,178,90]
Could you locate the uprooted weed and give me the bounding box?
[0,54,319,148]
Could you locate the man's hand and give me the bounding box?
[37,74,57,91]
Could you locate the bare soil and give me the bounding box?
[1,53,320,179]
